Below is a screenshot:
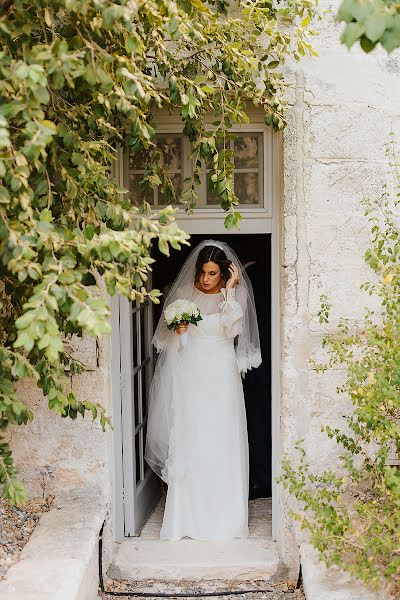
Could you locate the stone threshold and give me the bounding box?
[109,536,281,582]
[108,497,282,583]
[0,490,106,600]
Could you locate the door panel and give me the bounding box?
[120,296,160,536]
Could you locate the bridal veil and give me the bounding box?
[145,239,261,482]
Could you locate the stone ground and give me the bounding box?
[0,495,53,580]
[99,578,305,599]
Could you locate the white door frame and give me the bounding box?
[110,126,281,542]
[271,133,281,541]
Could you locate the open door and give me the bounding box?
[119,296,160,536]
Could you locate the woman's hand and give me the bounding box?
[226,263,240,289]
[176,321,189,335]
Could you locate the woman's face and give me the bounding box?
[197,261,223,293]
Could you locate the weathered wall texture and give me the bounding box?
[279,0,400,562]
[7,335,113,502]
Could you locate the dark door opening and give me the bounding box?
[152,234,272,498]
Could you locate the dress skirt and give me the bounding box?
[159,314,249,541]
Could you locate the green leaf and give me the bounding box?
[14,331,35,353]
[364,13,387,43]
[84,64,97,86]
[341,22,365,48]
[39,120,57,133]
[44,8,52,27]
[190,0,209,12]
[381,29,400,53]
[14,64,29,79]
[181,93,189,105]
[169,16,180,35]
[158,238,170,256]
[32,87,50,104]
[15,311,35,330]
[360,35,377,53]
[0,185,10,203]
[40,209,52,222]
[85,225,95,240]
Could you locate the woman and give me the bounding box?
[145,240,261,541]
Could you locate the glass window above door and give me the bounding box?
[205,133,263,207]
[128,134,184,208]
[127,131,265,209]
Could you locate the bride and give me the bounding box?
[145,240,261,541]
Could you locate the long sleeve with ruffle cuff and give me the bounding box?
[219,288,243,339]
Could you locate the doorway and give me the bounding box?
[111,120,281,542]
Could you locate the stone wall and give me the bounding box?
[7,335,113,502]
[278,0,400,564]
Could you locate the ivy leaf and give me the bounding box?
[360,35,377,53]
[158,238,170,256]
[190,0,209,12]
[365,13,387,43]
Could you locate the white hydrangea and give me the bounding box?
[164,299,201,326]
[164,304,177,324]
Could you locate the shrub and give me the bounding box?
[280,146,400,597]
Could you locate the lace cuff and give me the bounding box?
[219,287,243,338]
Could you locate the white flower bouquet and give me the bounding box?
[164,299,202,348]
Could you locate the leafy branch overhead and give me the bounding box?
[337,0,400,53]
[0,0,318,502]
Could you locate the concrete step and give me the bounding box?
[107,536,281,582]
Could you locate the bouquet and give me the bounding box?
[164,299,202,348]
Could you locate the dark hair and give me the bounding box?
[195,245,231,282]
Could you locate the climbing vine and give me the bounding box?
[0,0,319,502]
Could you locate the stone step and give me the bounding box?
[107,537,281,582]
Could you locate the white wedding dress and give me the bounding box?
[148,285,250,541]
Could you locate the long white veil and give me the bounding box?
[145,239,261,482]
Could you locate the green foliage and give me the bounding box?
[337,0,400,53]
[0,0,319,502]
[279,142,400,597]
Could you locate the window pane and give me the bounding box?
[133,372,140,427]
[234,172,259,204]
[206,187,220,206]
[143,421,150,474]
[132,311,139,368]
[135,432,141,484]
[158,173,182,205]
[142,363,148,419]
[129,174,154,206]
[140,307,147,362]
[206,170,223,206]
[157,135,183,170]
[234,135,259,169]
[129,147,148,170]
[205,140,224,169]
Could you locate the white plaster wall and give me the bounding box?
[278,0,400,566]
